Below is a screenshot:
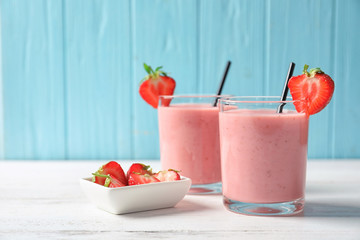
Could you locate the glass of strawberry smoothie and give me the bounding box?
[218,96,309,216]
[158,95,225,194]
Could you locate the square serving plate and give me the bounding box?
[80,176,191,215]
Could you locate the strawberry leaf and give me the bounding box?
[155,66,163,72]
[143,63,152,74]
[104,177,111,187]
[160,71,168,77]
[303,64,310,77]
[309,67,324,76]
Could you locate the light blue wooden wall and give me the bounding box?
[0,0,359,160]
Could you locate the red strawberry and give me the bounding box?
[288,64,334,115]
[92,173,126,188]
[92,161,127,186]
[126,163,153,179]
[139,63,176,108]
[154,169,181,182]
[128,173,160,186]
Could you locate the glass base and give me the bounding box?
[223,196,304,216]
[188,182,222,195]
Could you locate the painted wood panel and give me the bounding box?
[265,0,337,158]
[131,0,198,159]
[1,0,66,159]
[332,0,360,158]
[0,0,359,160]
[0,7,4,159]
[199,0,266,96]
[63,0,132,159]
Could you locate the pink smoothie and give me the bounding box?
[219,109,309,203]
[158,104,221,185]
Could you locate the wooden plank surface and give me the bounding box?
[0,160,359,239]
[0,0,359,159]
[64,0,132,159]
[0,0,66,159]
[131,0,198,159]
[199,0,266,96]
[265,0,337,158]
[332,0,360,158]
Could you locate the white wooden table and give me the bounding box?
[1,160,360,239]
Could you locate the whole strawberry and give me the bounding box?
[288,64,334,115]
[139,63,176,108]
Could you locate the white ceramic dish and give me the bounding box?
[79,176,191,214]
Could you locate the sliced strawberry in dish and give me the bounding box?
[126,163,153,179]
[154,169,181,182]
[288,64,334,115]
[92,173,126,188]
[92,161,127,186]
[139,63,176,108]
[128,173,160,186]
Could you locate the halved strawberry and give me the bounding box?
[139,63,176,108]
[92,173,126,188]
[154,169,181,182]
[92,161,127,186]
[288,64,334,115]
[126,163,153,179]
[128,173,160,186]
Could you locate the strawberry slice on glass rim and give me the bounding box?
[288,64,335,115]
[139,63,176,109]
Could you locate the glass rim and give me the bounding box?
[159,94,231,100]
[218,96,304,104]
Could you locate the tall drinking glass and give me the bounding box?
[158,95,223,194]
[218,97,309,215]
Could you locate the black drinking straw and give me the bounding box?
[213,61,231,107]
[277,62,296,113]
